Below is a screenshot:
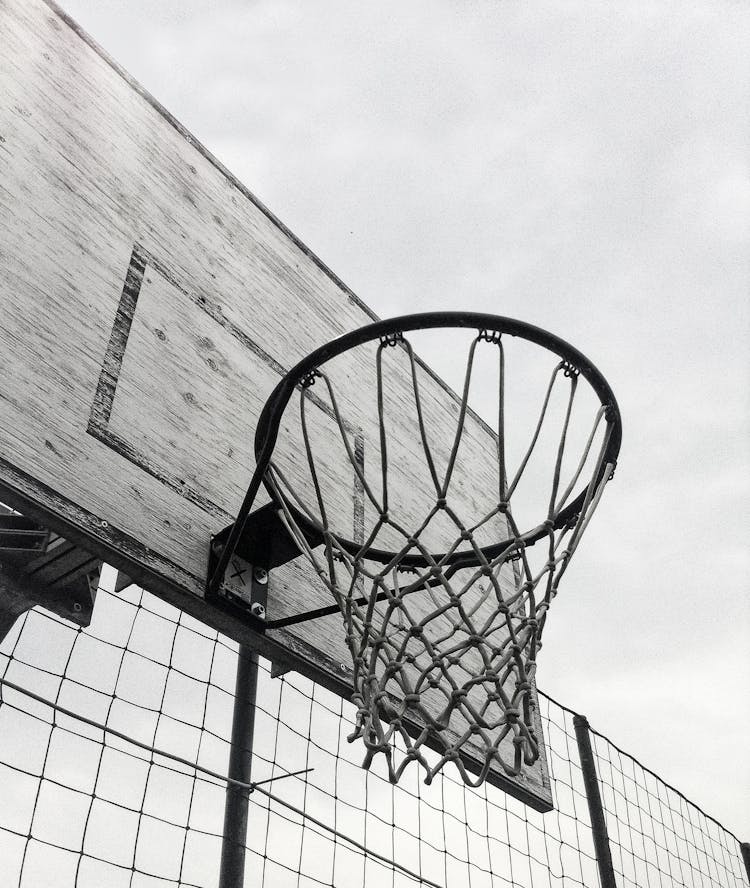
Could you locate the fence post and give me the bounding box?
[573,714,618,888]
[218,645,259,888]
[740,842,750,883]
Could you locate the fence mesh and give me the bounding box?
[0,574,746,887]
[589,726,747,888]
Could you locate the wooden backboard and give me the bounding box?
[0,0,552,808]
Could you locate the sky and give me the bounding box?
[54,0,750,838]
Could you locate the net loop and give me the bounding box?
[300,369,321,388]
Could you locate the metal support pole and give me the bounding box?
[740,842,750,883]
[218,644,259,888]
[573,714,618,888]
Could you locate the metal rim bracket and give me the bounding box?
[207,527,270,629]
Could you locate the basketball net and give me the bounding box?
[265,330,616,786]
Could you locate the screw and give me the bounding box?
[250,603,266,620]
[73,602,82,613]
[253,567,268,584]
[340,663,348,672]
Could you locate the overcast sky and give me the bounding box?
[57,0,749,837]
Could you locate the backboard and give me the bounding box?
[0,0,552,808]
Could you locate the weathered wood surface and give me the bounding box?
[0,0,551,807]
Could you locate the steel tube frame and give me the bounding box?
[218,645,260,888]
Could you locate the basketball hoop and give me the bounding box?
[210,312,621,787]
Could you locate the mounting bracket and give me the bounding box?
[214,502,323,571]
[0,507,104,642]
[207,528,270,630]
[207,504,399,632]
[206,501,327,628]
